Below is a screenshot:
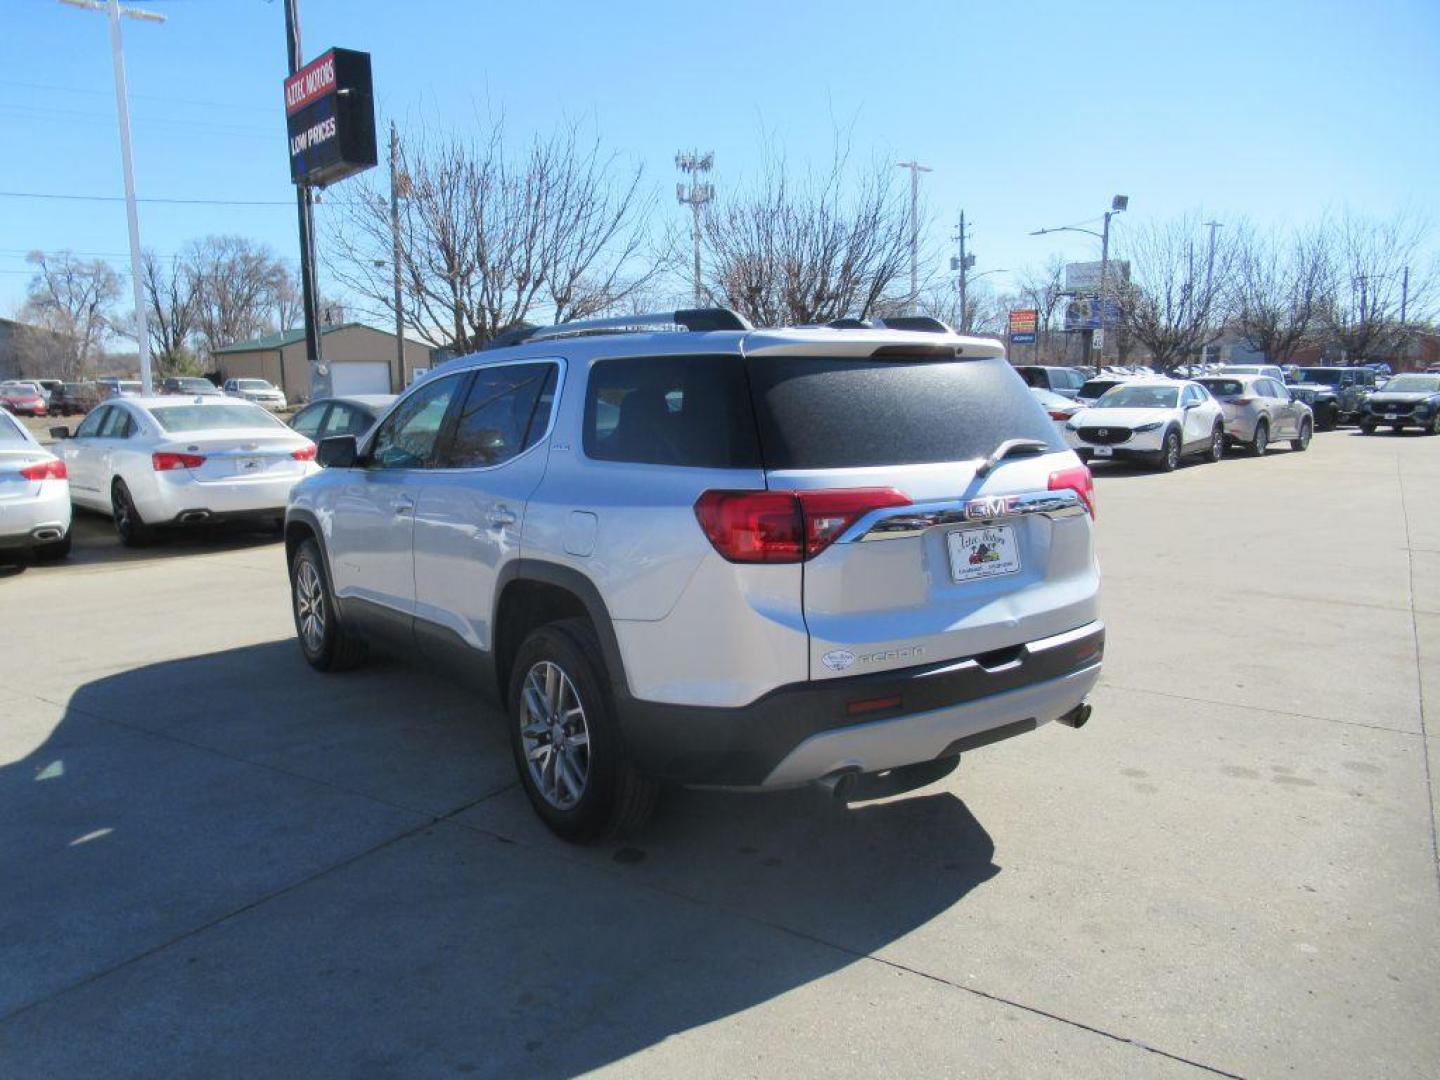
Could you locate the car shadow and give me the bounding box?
[52,508,281,568]
[1,641,998,1075]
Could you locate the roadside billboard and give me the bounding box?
[284,48,377,186]
[1008,308,1038,345]
[1065,260,1130,294]
[1063,295,1124,332]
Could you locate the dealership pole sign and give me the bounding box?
[1008,308,1038,345]
[284,48,377,186]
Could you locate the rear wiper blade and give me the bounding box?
[974,438,1049,479]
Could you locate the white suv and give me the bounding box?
[284,310,1104,841]
[1065,379,1226,471]
[224,378,287,411]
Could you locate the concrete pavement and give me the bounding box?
[1,429,1437,1078]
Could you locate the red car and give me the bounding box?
[0,383,48,417]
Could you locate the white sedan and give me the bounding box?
[0,409,72,560]
[1063,379,1226,471]
[51,396,318,546]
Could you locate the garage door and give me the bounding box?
[330,361,392,396]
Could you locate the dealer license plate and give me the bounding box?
[1384,414,1398,421]
[946,524,1022,584]
[235,456,268,475]
[1092,446,1114,457]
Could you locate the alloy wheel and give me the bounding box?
[294,559,327,654]
[1254,423,1268,456]
[519,660,592,810]
[1166,435,1180,470]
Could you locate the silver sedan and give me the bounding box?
[0,410,72,560]
[51,396,319,546]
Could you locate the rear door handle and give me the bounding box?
[392,495,414,516]
[487,505,517,528]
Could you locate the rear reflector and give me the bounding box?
[19,459,66,481]
[1048,464,1096,518]
[694,487,911,563]
[846,694,903,716]
[292,444,318,461]
[152,452,206,471]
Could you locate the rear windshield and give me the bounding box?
[747,355,1061,470]
[0,414,28,442]
[1078,379,1122,398]
[148,402,286,432]
[1197,379,1245,397]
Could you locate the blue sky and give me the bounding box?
[2,0,1438,322]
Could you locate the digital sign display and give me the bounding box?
[284,48,376,187]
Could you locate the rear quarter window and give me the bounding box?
[747,355,1062,470]
[583,355,760,468]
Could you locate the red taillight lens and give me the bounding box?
[1048,464,1096,518]
[152,452,206,471]
[1048,410,1072,421]
[291,444,317,461]
[694,488,912,563]
[19,459,66,481]
[1228,397,1253,406]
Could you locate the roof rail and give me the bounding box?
[487,307,752,348]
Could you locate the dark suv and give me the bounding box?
[1292,366,1377,426]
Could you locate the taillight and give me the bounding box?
[694,488,911,563]
[19,459,66,481]
[152,452,206,471]
[291,444,317,461]
[1048,465,1096,518]
[1048,410,1072,421]
[1226,397,1253,406]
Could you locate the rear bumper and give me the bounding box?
[136,469,314,523]
[0,485,72,548]
[617,620,1104,786]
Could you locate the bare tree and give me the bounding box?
[1320,210,1434,364]
[328,120,657,352]
[1229,223,1329,366]
[138,250,201,375]
[1115,215,1237,372]
[1016,257,1069,362]
[699,147,913,326]
[17,250,121,379]
[918,279,1006,335]
[187,236,289,357]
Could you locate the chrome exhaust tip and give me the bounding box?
[1056,702,1092,729]
[816,769,860,801]
[178,510,210,524]
[31,528,62,542]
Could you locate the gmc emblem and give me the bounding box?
[964,494,1019,520]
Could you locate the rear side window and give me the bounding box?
[1014,366,1045,388]
[747,355,1061,470]
[441,363,556,468]
[1079,379,1119,398]
[0,413,26,443]
[584,355,759,468]
[1199,379,1244,397]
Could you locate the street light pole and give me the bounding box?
[897,160,932,302]
[58,0,164,393]
[1033,194,1127,364]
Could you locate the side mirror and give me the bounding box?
[316,434,358,469]
[49,426,71,439]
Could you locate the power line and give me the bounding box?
[0,101,274,139]
[0,190,300,206]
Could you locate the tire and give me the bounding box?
[1250,418,1270,457]
[1358,420,1376,435]
[111,479,153,547]
[1425,414,1440,437]
[509,618,658,843]
[1290,418,1312,452]
[289,538,367,672]
[1154,429,1181,472]
[1318,405,1338,432]
[1205,423,1224,463]
[33,530,72,561]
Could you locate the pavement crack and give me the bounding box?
[1396,454,1440,900]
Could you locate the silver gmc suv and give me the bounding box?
[284,309,1104,841]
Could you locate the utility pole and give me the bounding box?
[389,122,405,387]
[59,0,163,394]
[675,151,714,307]
[1201,220,1222,362]
[897,160,932,302]
[1400,265,1410,324]
[954,211,973,331]
[282,0,327,400]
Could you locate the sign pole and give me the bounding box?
[283,0,327,401]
